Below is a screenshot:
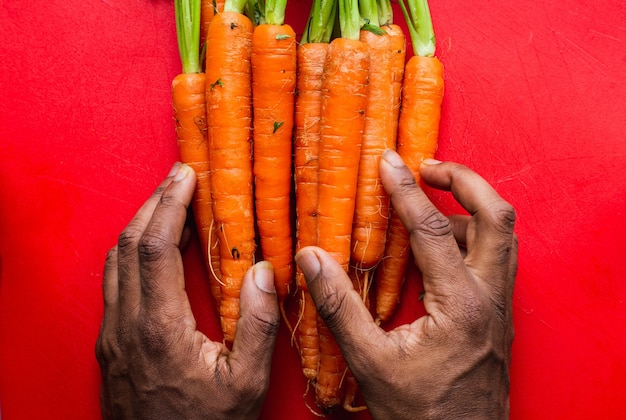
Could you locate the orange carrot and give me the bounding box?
[200,0,225,47]
[350,24,405,270]
[376,0,444,324]
[317,45,370,271]
[294,0,336,386]
[294,42,329,382]
[173,0,221,309]
[251,2,296,312]
[341,266,370,412]
[205,3,255,344]
[315,0,371,409]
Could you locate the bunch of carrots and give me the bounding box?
[171,0,444,413]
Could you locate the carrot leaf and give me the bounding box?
[273,121,285,133]
[174,0,202,74]
[361,23,385,36]
[398,0,435,56]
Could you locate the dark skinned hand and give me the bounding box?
[95,163,280,419]
[295,150,517,419]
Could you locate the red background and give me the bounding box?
[1,0,626,419]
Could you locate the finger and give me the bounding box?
[379,150,471,300]
[102,246,119,328]
[138,164,196,315]
[116,163,182,316]
[296,246,384,374]
[420,160,516,284]
[229,262,280,382]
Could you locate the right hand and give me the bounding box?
[295,150,517,419]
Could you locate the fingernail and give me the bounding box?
[422,158,442,165]
[168,162,182,177]
[173,164,192,182]
[382,149,405,168]
[295,249,321,281]
[254,261,276,294]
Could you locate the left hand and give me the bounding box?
[95,163,280,419]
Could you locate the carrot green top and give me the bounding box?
[301,0,337,44]
[376,0,393,26]
[398,0,436,56]
[359,0,386,35]
[175,0,202,74]
[264,0,288,25]
[224,0,249,14]
[358,0,379,27]
[338,0,361,40]
[244,0,289,25]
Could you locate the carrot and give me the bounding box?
[172,0,222,309]
[200,0,225,48]
[315,0,370,410]
[375,0,444,324]
[250,0,296,319]
[350,2,406,271]
[205,0,255,345]
[293,0,335,385]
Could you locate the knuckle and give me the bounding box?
[411,208,452,239]
[117,226,142,252]
[137,232,169,263]
[104,247,117,267]
[96,326,122,366]
[95,334,105,365]
[486,201,516,233]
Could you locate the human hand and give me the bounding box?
[95,163,280,419]
[295,150,517,419]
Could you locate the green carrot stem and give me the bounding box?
[265,0,288,25]
[175,0,202,74]
[302,0,337,44]
[245,0,264,25]
[224,0,249,14]
[359,0,379,27]
[376,0,393,26]
[398,0,435,56]
[338,0,360,40]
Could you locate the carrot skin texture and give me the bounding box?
[351,25,406,269]
[376,55,444,324]
[251,24,296,302]
[294,43,328,382]
[315,37,370,411]
[200,0,225,47]
[316,313,347,410]
[298,290,320,381]
[317,38,370,270]
[172,73,222,309]
[205,11,255,344]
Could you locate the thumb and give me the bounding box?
[295,247,383,372]
[230,261,280,376]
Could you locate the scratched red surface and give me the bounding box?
[1,1,626,419]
